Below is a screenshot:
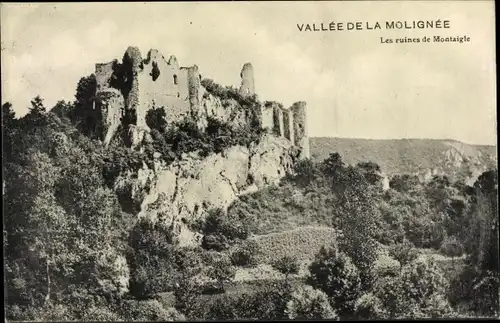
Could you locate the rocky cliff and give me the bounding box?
[115,134,299,246]
[93,46,308,245]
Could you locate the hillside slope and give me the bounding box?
[310,137,497,183]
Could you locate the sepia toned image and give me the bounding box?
[1,1,498,321]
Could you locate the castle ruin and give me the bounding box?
[94,46,309,159]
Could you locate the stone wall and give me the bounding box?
[95,61,116,92]
[261,104,274,133]
[95,46,202,145]
[94,46,309,158]
[283,108,295,144]
[272,104,285,137]
[136,49,191,129]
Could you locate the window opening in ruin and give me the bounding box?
[173,74,178,85]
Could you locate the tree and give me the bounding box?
[230,240,259,267]
[285,285,338,320]
[2,102,16,126]
[291,158,322,187]
[244,280,293,320]
[127,218,177,298]
[29,96,46,114]
[272,255,300,286]
[388,239,420,272]
[374,257,451,319]
[51,100,75,120]
[206,253,236,292]
[389,174,421,193]
[354,292,387,319]
[145,106,168,133]
[321,152,345,177]
[307,247,362,316]
[356,161,383,186]
[2,102,17,164]
[73,74,98,137]
[4,112,133,319]
[335,166,381,289]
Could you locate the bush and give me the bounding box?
[118,299,184,321]
[307,246,362,316]
[199,208,255,250]
[145,107,167,133]
[230,240,259,267]
[354,292,387,319]
[245,281,293,320]
[173,274,203,317]
[206,252,236,292]
[399,257,449,302]
[201,78,261,108]
[272,255,300,284]
[388,239,420,271]
[150,61,160,81]
[285,285,338,320]
[374,257,451,319]
[201,233,225,251]
[81,305,123,321]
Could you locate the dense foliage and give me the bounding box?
[2,73,498,320]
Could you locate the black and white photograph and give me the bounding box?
[1,1,498,321]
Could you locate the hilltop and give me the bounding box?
[310,137,497,183]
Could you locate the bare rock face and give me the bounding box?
[116,134,298,246]
[195,93,255,131]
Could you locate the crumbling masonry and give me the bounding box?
[94,46,309,159]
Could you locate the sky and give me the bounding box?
[1,1,497,145]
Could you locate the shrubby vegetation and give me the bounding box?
[3,73,498,320]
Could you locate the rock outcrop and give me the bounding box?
[115,134,299,246]
[92,46,310,244]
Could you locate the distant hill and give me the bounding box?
[310,137,497,184]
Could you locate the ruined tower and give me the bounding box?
[239,63,255,98]
[94,46,202,146]
[93,45,309,158]
[122,46,143,126]
[95,60,125,145]
[291,101,310,159]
